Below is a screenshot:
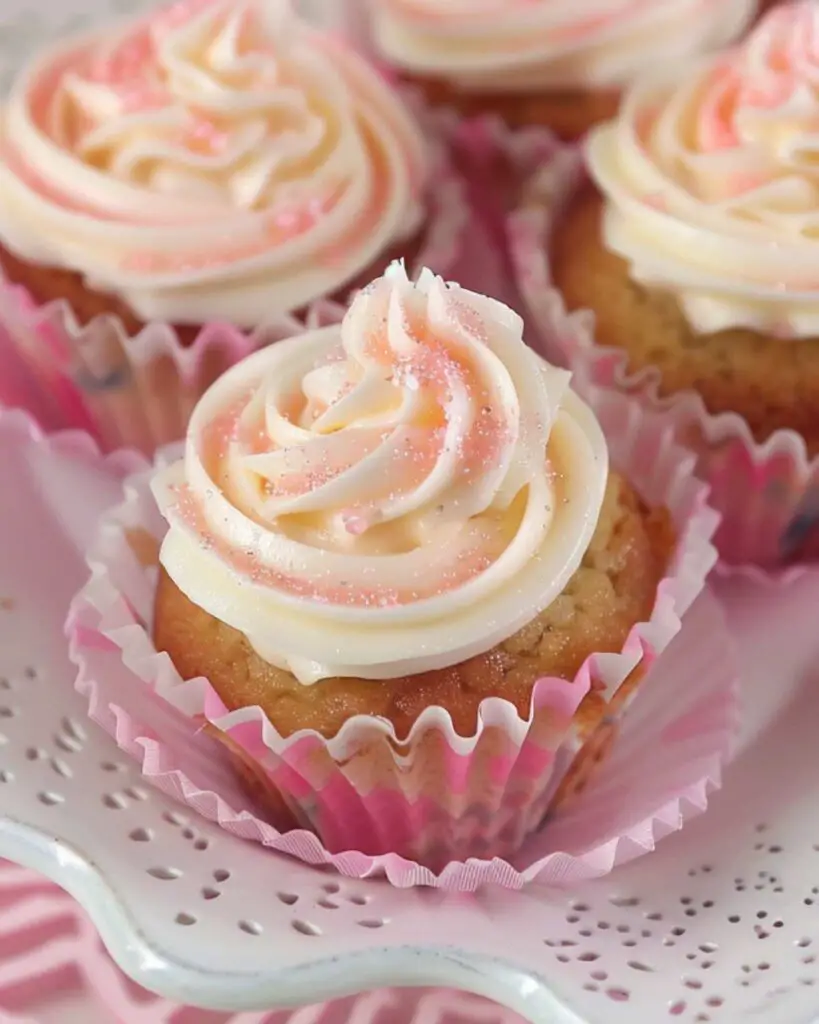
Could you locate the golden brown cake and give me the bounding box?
[551,187,819,455]
[155,471,672,741]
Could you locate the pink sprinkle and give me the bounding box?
[642,192,667,212]
[275,209,301,231]
[118,83,170,114]
[342,513,369,536]
[185,115,229,153]
[88,28,155,85]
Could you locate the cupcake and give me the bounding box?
[366,0,758,140]
[0,0,457,452]
[134,260,708,868]
[539,0,819,563]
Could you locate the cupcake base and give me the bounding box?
[154,471,674,835]
[400,74,620,141]
[551,184,819,456]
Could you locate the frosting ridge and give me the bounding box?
[0,0,426,327]
[588,0,819,338]
[369,0,755,92]
[152,263,609,683]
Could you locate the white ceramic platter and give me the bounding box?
[0,416,817,1024]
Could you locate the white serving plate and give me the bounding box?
[0,416,817,1024]
[0,864,527,1024]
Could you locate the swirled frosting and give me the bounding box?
[0,0,426,327]
[368,0,755,92]
[152,263,608,683]
[588,1,819,338]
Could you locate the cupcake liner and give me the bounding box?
[0,295,341,457]
[0,95,475,458]
[67,382,727,890]
[505,138,819,568]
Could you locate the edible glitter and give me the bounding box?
[170,269,550,609]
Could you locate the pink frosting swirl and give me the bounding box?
[0,0,426,327]
[152,263,608,683]
[588,0,819,337]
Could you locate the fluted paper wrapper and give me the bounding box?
[67,381,731,889]
[506,137,819,568]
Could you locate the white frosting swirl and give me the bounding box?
[588,1,819,338]
[0,0,426,327]
[368,0,755,92]
[152,263,608,683]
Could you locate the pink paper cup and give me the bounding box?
[67,381,729,888]
[506,139,819,569]
[0,99,476,458]
[0,297,343,458]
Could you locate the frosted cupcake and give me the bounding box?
[0,0,452,452]
[542,0,819,563]
[137,260,701,866]
[366,0,757,140]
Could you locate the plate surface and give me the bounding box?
[0,864,524,1024]
[0,864,526,1024]
[0,418,816,1024]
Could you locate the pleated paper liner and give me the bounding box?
[66,381,732,890]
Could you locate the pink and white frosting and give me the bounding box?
[152,263,608,683]
[368,0,755,93]
[0,0,426,328]
[588,1,819,338]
